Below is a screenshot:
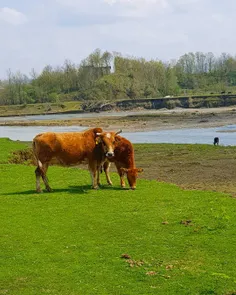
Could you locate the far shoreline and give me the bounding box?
[0,106,236,133]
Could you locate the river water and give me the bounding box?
[0,124,235,145]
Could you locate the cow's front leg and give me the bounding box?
[103,161,113,186]
[89,162,99,189]
[120,174,126,188]
[117,165,126,188]
[97,164,102,187]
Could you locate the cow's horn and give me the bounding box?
[96,133,102,136]
[115,129,122,135]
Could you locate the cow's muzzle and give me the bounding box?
[106,152,114,157]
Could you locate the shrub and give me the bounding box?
[164,99,180,109]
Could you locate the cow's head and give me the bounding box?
[96,130,122,157]
[120,167,143,190]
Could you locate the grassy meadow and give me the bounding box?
[1,139,236,295]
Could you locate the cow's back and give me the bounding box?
[55,131,96,164]
[33,127,103,165]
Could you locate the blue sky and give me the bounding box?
[0,0,235,78]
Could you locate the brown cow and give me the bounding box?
[96,131,143,190]
[33,127,105,192]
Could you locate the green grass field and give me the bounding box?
[1,139,236,295]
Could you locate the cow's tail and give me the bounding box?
[32,140,43,171]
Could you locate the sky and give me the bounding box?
[0,0,235,78]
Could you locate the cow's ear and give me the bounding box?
[94,127,103,134]
[120,168,128,174]
[115,135,121,143]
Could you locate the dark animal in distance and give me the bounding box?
[213,137,219,146]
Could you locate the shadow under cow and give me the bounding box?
[2,184,127,196]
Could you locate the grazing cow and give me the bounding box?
[33,127,105,192]
[96,131,143,190]
[214,137,219,146]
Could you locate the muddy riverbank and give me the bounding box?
[1,106,236,132]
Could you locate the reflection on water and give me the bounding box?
[0,125,235,145]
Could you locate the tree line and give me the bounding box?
[0,49,236,105]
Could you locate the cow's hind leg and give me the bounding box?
[41,163,52,192]
[35,167,42,193]
[103,161,113,186]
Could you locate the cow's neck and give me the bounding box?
[125,153,135,169]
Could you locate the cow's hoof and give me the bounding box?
[36,189,42,193]
[108,182,113,186]
[92,186,99,190]
[46,187,53,192]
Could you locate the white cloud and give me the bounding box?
[172,0,200,4]
[105,0,168,6]
[0,7,27,25]
[55,0,83,6]
[211,13,224,23]
[56,0,169,17]
[106,0,169,17]
[104,0,167,6]
[55,0,105,14]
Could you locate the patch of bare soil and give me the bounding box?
[134,145,236,197]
